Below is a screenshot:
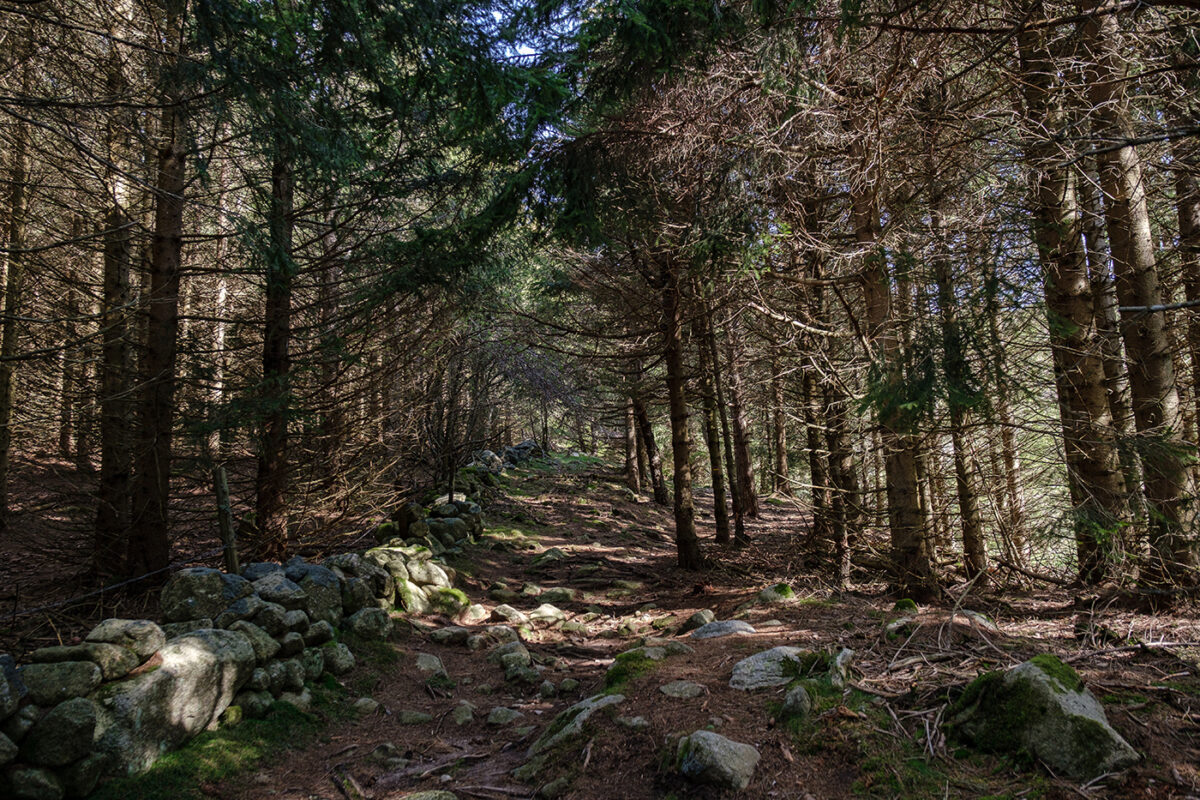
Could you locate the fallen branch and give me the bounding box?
[996,559,1071,587]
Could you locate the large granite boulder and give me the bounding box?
[944,654,1139,780]
[20,662,101,706]
[160,568,253,623]
[90,628,255,776]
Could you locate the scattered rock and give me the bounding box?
[397,710,433,724]
[617,715,649,730]
[527,693,625,756]
[678,609,715,634]
[691,620,755,640]
[415,653,446,676]
[353,697,380,715]
[491,605,529,626]
[539,680,557,698]
[487,707,524,725]
[531,548,566,567]
[945,654,1139,780]
[459,604,490,625]
[540,587,576,604]
[757,583,795,604]
[430,626,471,646]
[659,680,705,699]
[322,643,355,675]
[729,647,815,691]
[780,685,812,719]
[676,730,760,791]
[528,604,566,628]
[452,701,474,725]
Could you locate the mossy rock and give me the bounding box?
[892,598,919,613]
[944,655,1138,780]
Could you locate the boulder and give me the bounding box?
[427,517,470,546]
[20,697,96,767]
[395,580,431,615]
[529,604,566,628]
[234,690,273,720]
[300,648,324,681]
[0,669,18,720]
[407,560,452,589]
[344,608,393,640]
[780,685,812,720]
[388,501,427,539]
[676,730,760,791]
[0,731,15,765]
[282,609,310,633]
[729,647,815,691]
[161,619,213,639]
[487,706,524,725]
[253,602,289,636]
[85,619,165,662]
[691,620,755,640]
[252,572,308,610]
[944,655,1139,780]
[303,620,335,647]
[2,705,38,743]
[29,643,137,682]
[659,680,705,699]
[430,626,471,646]
[90,628,255,776]
[160,567,253,623]
[339,577,374,616]
[277,632,304,657]
[20,663,101,706]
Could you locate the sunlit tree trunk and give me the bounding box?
[631,392,668,505]
[723,317,758,519]
[771,351,790,496]
[660,259,700,568]
[1082,0,1199,586]
[624,396,640,492]
[696,308,730,544]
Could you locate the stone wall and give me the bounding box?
[0,498,485,800]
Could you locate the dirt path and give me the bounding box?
[201,460,1200,800]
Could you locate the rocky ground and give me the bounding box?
[87,457,1200,798]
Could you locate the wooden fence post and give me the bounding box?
[214,466,239,575]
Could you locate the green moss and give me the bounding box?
[770,582,795,598]
[91,703,320,800]
[603,650,659,690]
[339,631,400,667]
[892,598,919,613]
[1028,654,1083,693]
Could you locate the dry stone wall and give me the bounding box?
[0,499,485,800]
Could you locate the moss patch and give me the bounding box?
[892,598,919,613]
[1028,654,1083,693]
[91,703,321,800]
[603,650,659,690]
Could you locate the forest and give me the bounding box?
[2,0,1198,605]
[3,0,1200,797]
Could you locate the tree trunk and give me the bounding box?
[661,263,700,569]
[624,396,641,492]
[707,316,746,543]
[853,148,936,598]
[696,309,730,544]
[631,393,668,505]
[255,152,294,561]
[771,352,789,495]
[801,367,831,545]
[723,317,758,519]
[0,52,31,529]
[1019,15,1127,584]
[931,203,987,583]
[1082,0,1199,585]
[129,18,186,575]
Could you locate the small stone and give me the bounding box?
[781,685,812,719]
[529,604,566,628]
[397,709,433,724]
[252,572,308,610]
[459,604,490,625]
[491,604,529,626]
[85,619,165,661]
[415,653,445,675]
[278,688,313,713]
[488,641,531,668]
[757,583,796,604]
[659,680,704,699]
[452,701,474,725]
[353,697,380,715]
[1,705,38,743]
[729,647,815,691]
[19,662,101,706]
[0,731,15,765]
[617,715,649,730]
[487,706,524,725]
[678,609,715,634]
[528,694,625,756]
[539,680,557,698]
[283,609,310,633]
[20,697,96,767]
[691,620,756,640]
[520,582,542,597]
[559,678,580,693]
[430,626,471,646]
[280,658,306,692]
[214,594,266,628]
[235,690,273,719]
[59,752,107,797]
[253,602,289,636]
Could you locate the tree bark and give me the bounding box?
[707,316,747,543]
[255,152,294,561]
[129,8,186,575]
[631,393,668,505]
[0,50,31,529]
[661,262,701,569]
[696,308,730,544]
[1082,0,1199,585]
[723,316,758,519]
[1019,14,1127,583]
[771,352,790,496]
[624,396,641,492]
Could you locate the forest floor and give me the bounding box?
[16,456,1200,799]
